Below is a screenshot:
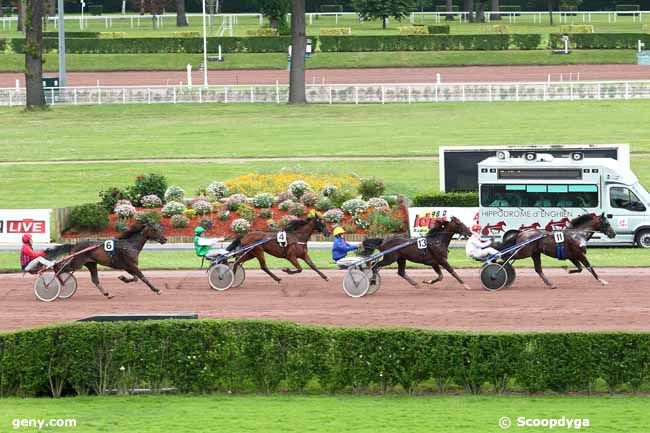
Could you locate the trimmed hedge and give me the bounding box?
[42,31,100,38]
[317,34,545,51]
[1,321,649,397]
[412,192,479,207]
[9,36,298,54]
[427,25,450,34]
[549,33,650,49]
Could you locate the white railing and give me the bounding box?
[2,81,650,107]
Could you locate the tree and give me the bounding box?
[491,0,500,20]
[353,0,415,30]
[12,0,25,32]
[475,0,487,22]
[24,0,45,109]
[289,0,306,104]
[445,0,454,21]
[129,0,168,29]
[175,0,188,26]
[462,0,474,22]
[255,0,290,30]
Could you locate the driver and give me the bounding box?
[20,234,55,273]
[332,226,361,269]
[193,226,226,261]
[465,223,500,260]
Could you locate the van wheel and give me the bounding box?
[636,230,650,248]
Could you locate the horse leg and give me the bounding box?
[533,253,556,289]
[282,255,303,275]
[397,258,419,288]
[86,262,113,299]
[123,265,161,294]
[302,253,329,281]
[118,274,138,283]
[254,249,282,283]
[439,258,472,291]
[579,255,608,286]
[423,264,443,285]
[564,258,583,274]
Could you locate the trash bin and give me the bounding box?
[638,51,650,66]
[42,77,60,104]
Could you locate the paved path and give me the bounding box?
[2,64,649,87]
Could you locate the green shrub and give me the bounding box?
[171,214,190,228]
[400,25,429,35]
[319,27,352,36]
[358,177,385,200]
[98,187,128,213]
[11,36,299,54]
[42,31,100,38]
[319,34,511,52]
[173,31,202,38]
[236,204,255,222]
[427,25,450,34]
[246,28,278,36]
[549,33,650,49]
[114,221,128,233]
[134,210,161,225]
[367,209,405,235]
[321,4,343,12]
[259,208,273,219]
[330,185,357,207]
[412,192,479,207]
[559,24,594,33]
[315,197,334,212]
[70,203,109,231]
[132,174,168,205]
[252,193,275,209]
[511,34,542,49]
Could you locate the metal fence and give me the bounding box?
[3,81,650,106]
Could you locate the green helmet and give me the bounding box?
[194,226,205,235]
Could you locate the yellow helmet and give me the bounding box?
[333,227,345,236]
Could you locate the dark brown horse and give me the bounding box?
[46,222,167,298]
[501,213,616,289]
[226,215,331,283]
[361,216,473,290]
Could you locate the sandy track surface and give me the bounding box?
[1,65,649,87]
[2,268,649,332]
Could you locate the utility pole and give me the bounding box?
[57,0,66,87]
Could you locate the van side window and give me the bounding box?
[610,187,646,212]
[480,184,598,207]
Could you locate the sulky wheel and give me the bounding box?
[343,269,370,298]
[365,270,381,295]
[34,272,62,302]
[57,272,78,299]
[208,263,234,291]
[480,263,508,292]
[229,264,246,288]
[503,263,516,288]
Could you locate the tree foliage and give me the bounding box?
[353,0,415,29]
[255,0,291,28]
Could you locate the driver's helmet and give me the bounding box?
[194,226,205,235]
[22,234,32,244]
[471,223,482,234]
[332,227,345,237]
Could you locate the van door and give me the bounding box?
[606,185,648,243]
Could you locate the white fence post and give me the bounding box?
[329,87,333,104]
[148,88,151,104]
[276,81,280,104]
[75,88,78,105]
[122,88,126,104]
[381,86,385,104]
[355,86,358,104]
[173,87,177,104]
[462,85,465,102]
[625,82,629,99]
[408,86,412,104]
[515,84,519,102]
[251,87,255,103]
[8,92,12,107]
[225,87,228,104]
[98,88,102,105]
[199,88,203,103]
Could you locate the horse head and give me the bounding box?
[448,216,472,239]
[143,221,168,244]
[597,213,616,239]
[308,212,330,237]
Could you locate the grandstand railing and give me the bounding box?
[2,81,650,106]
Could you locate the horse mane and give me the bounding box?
[284,218,310,232]
[116,223,145,239]
[425,220,448,237]
[568,213,595,228]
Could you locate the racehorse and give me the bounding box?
[45,221,167,298]
[360,216,473,290]
[225,214,331,284]
[501,213,616,289]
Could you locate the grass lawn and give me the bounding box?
[1,394,649,433]
[0,49,636,72]
[1,101,650,163]
[1,247,647,273]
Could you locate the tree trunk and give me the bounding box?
[16,0,25,32]
[289,0,306,104]
[270,16,279,29]
[548,0,553,25]
[25,0,45,109]
[382,16,387,29]
[139,0,145,15]
[175,0,188,26]
[491,0,500,20]
[463,0,474,22]
[476,0,486,22]
[445,0,455,21]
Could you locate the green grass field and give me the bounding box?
[0,12,647,37]
[0,49,636,72]
[1,247,647,273]
[1,394,648,433]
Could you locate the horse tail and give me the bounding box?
[226,236,242,252]
[44,244,73,260]
[360,238,383,256]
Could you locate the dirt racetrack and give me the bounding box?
[2,268,649,332]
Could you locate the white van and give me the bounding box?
[478,152,650,247]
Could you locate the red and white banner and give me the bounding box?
[408,207,478,237]
[0,209,51,244]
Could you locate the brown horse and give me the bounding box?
[501,213,616,289]
[361,216,473,290]
[225,215,331,283]
[45,222,167,298]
